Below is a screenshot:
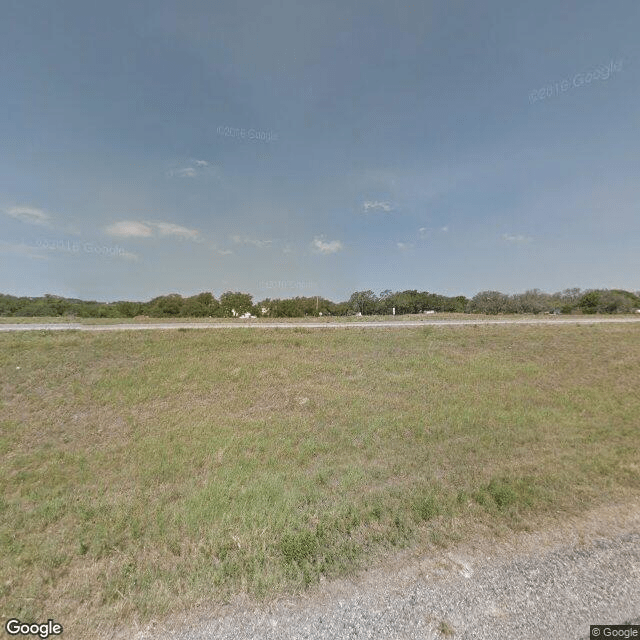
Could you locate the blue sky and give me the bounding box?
[1,0,638,302]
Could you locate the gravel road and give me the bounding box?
[118,502,639,640]
[1,317,640,332]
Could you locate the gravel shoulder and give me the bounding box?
[114,500,640,640]
[1,317,640,331]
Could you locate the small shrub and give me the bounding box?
[439,620,455,636]
[414,494,440,521]
[487,479,518,510]
[280,530,318,566]
[473,477,538,512]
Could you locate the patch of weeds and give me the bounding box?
[487,479,518,510]
[389,513,413,544]
[414,494,440,522]
[280,530,319,566]
[216,541,238,562]
[279,528,328,588]
[167,539,181,556]
[429,529,447,547]
[370,504,383,521]
[439,619,455,636]
[334,505,361,536]
[473,477,538,512]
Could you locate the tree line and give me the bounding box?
[0,288,638,318]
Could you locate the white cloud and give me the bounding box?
[104,221,154,238]
[419,226,449,238]
[155,222,200,240]
[502,233,533,243]
[397,241,415,250]
[167,159,220,179]
[363,200,394,213]
[3,206,51,226]
[231,235,273,248]
[104,220,200,241]
[311,236,343,254]
[175,167,197,178]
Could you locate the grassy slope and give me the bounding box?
[1,324,638,637]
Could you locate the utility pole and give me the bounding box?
[316,296,318,312]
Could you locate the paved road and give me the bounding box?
[1,317,640,332]
[116,502,640,640]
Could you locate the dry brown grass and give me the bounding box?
[1,323,638,638]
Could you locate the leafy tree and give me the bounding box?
[375,290,394,314]
[348,290,378,315]
[178,293,219,317]
[391,290,420,315]
[508,289,552,314]
[467,291,510,314]
[578,291,600,314]
[115,301,142,318]
[597,290,638,313]
[95,304,117,318]
[269,298,303,317]
[0,294,22,316]
[145,294,184,316]
[219,291,253,317]
[449,295,469,312]
[43,294,71,316]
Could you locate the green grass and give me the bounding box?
[1,324,639,637]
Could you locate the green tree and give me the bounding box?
[270,298,303,317]
[348,290,378,315]
[219,291,253,317]
[578,291,600,314]
[115,301,142,318]
[467,291,510,314]
[508,289,552,314]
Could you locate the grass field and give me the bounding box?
[1,323,639,637]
